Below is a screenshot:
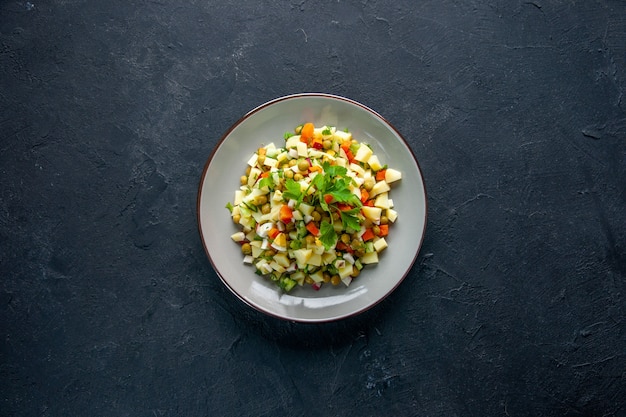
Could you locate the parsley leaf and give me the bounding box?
[319,220,337,250]
[311,170,327,191]
[323,162,347,178]
[283,178,303,203]
[329,186,361,207]
[340,208,361,231]
[258,176,274,190]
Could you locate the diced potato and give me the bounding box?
[333,130,352,142]
[308,150,325,159]
[291,270,305,285]
[247,167,262,187]
[369,180,390,198]
[243,187,266,204]
[269,261,286,273]
[276,151,288,162]
[367,155,382,171]
[307,253,322,267]
[322,250,337,265]
[245,229,256,241]
[264,143,279,157]
[349,163,365,177]
[247,153,258,167]
[353,144,373,163]
[271,189,283,202]
[296,141,308,157]
[311,243,325,255]
[385,168,402,183]
[361,206,382,223]
[230,232,245,242]
[255,259,272,274]
[299,203,314,216]
[374,192,390,209]
[239,216,255,229]
[360,251,379,264]
[313,127,327,139]
[274,253,290,268]
[285,135,301,149]
[373,237,388,252]
[309,270,324,283]
[338,263,354,279]
[234,190,244,206]
[263,157,278,168]
[251,245,264,258]
[386,208,398,223]
[292,248,312,267]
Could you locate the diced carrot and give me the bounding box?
[344,149,355,163]
[360,189,369,203]
[378,224,389,237]
[375,169,387,181]
[361,228,375,241]
[339,141,355,162]
[279,205,293,223]
[268,228,280,239]
[305,222,320,236]
[259,171,270,179]
[364,200,375,207]
[301,122,315,143]
[337,203,353,211]
[324,194,334,204]
[336,241,354,254]
[309,165,323,173]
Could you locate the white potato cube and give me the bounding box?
[369,180,390,198]
[373,237,388,253]
[360,251,379,264]
[297,141,308,157]
[361,206,382,223]
[385,168,402,183]
[367,155,383,171]
[374,192,390,209]
[353,144,373,163]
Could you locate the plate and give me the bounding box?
[197,93,427,322]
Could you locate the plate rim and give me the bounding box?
[196,92,428,323]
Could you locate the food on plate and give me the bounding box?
[226,123,401,292]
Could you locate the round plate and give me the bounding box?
[197,93,427,322]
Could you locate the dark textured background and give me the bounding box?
[1,1,625,416]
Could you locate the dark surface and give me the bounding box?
[1,0,625,416]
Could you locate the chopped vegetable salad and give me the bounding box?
[226,123,401,292]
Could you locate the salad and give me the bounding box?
[226,123,401,292]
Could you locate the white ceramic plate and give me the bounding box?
[197,93,427,322]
